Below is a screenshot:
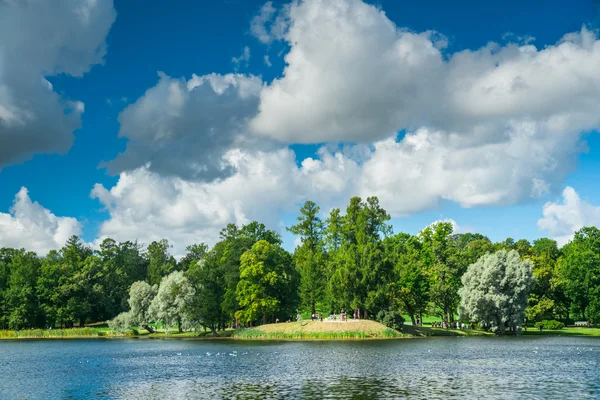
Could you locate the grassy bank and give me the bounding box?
[0,326,235,340]
[402,325,494,337]
[2,323,598,340]
[0,327,112,339]
[232,320,403,340]
[522,327,600,337]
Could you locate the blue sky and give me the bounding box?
[1,0,600,255]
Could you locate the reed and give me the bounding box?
[232,328,401,339]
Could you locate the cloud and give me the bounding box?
[250,2,288,44]
[0,0,116,168]
[538,187,600,246]
[90,0,600,253]
[0,188,83,255]
[92,149,307,257]
[423,219,469,235]
[264,55,272,67]
[232,46,251,70]
[251,0,600,145]
[103,72,264,181]
[93,121,570,255]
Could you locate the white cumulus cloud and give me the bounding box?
[251,0,600,147]
[0,188,83,254]
[538,187,600,246]
[89,0,600,252]
[92,121,570,255]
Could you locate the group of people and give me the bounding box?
[432,321,469,330]
[311,313,324,321]
[295,310,361,322]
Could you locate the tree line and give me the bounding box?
[1,196,599,333]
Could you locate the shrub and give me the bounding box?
[534,320,564,330]
[108,311,133,334]
[381,328,401,338]
[376,310,404,331]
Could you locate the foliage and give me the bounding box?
[420,222,459,324]
[556,227,600,323]
[459,249,533,334]
[534,320,564,330]
[0,196,598,335]
[149,271,195,333]
[146,239,177,286]
[128,281,157,332]
[235,240,298,324]
[376,309,404,331]
[108,311,133,333]
[288,200,326,314]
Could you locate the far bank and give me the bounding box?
[3,320,598,341]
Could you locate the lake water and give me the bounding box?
[1,337,599,399]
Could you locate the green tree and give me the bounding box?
[5,250,43,329]
[99,239,147,317]
[331,197,391,319]
[420,222,458,324]
[146,239,177,286]
[288,200,326,314]
[178,243,209,271]
[37,236,93,328]
[236,240,297,325]
[187,256,224,335]
[387,234,429,326]
[557,227,600,323]
[217,222,282,327]
[459,249,533,334]
[0,249,11,329]
[525,238,566,323]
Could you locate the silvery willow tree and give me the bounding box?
[149,271,195,333]
[109,280,157,333]
[459,249,533,334]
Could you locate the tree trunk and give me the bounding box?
[177,318,182,333]
[409,314,416,326]
[141,324,155,333]
[208,324,220,337]
[418,312,423,327]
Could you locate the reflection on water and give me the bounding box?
[1,337,599,399]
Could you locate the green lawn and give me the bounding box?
[401,314,460,326]
[522,327,600,337]
[402,324,493,337]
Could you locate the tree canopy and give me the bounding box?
[459,249,533,333]
[0,196,598,333]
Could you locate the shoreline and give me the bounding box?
[2,323,598,341]
[2,333,600,341]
